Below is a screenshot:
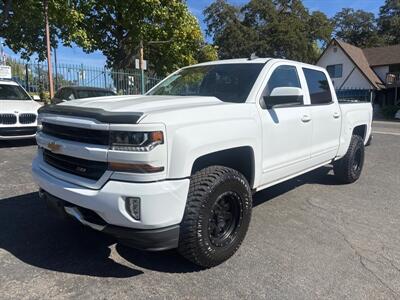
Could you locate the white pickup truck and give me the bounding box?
[32,58,372,268]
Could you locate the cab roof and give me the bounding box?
[0,79,19,86]
[187,58,327,72]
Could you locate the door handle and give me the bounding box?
[333,112,340,119]
[301,115,311,122]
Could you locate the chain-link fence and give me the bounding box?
[6,58,163,100]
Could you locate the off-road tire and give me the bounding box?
[178,166,252,268]
[333,135,365,184]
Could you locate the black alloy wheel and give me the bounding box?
[178,166,252,268]
[208,191,242,247]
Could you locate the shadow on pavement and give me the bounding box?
[253,166,338,207]
[0,192,142,278]
[0,166,339,277]
[0,138,36,149]
[116,245,203,273]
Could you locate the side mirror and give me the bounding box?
[262,87,303,109]
[32,95,41,101]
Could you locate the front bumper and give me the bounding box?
[32,157,190,230]
[0,126,37,140]
[41,191,180,251]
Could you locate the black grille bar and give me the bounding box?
[0,126,37,136]
[19,113,37,124]
[43,149,107,180]
[0,114,17,125]
[42,122,109,145]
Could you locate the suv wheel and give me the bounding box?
[333,135,365,184]
[178,166,252,268]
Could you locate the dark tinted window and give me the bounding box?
[303,68,332,104]
[265,65,301,96]
[0,84,31,100]
[77,89,115,98]
[326,64,342,78]
[63,88,75,100]
[149,63,264,103]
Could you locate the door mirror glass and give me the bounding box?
[263,87,303,109]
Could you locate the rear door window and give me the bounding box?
[303,68,332,104]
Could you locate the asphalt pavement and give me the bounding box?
[0,121,399,299]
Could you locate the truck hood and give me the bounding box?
[39,95,229,124]
[0,100,42,114]
[58,95,223,114]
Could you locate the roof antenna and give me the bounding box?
[248,52,258,60]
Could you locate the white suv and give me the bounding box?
[0,80,41,140]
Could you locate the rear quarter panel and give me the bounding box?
[336,102,373,158]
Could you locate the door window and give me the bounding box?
[264,65,301,97]
[303,68,332,104]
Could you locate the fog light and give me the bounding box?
[125,197,140,220]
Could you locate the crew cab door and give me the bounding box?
[302,68,341,163]
[258,64,312,186]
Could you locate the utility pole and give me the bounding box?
[136,39,172,94]
[53,46,58,90]
[44,0,54,99]
[139,40,145,94]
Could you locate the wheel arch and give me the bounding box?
[336,121,369,159]
[191,146,256,187]
[352,124,367,141]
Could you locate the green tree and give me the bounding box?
[1,1,212,76]
[0,0,92,61]
[378,0,400,45]
[333,8,382,48]
[205,0,259,58]
[204,0,332,63]
[196,44,219,62]
[79,0,212,76]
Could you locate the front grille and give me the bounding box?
[19,113,37,124]
[0,114,17,125]
[0,126,37,136]
[43,149,107,180]
[42,122,109,145]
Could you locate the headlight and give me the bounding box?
[110,131,164,151]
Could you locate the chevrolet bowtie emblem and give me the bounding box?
[47,142,61,153]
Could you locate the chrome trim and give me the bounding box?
[64,207,106,231]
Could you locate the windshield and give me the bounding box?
[0,84,31,100]
[148,63,264,103]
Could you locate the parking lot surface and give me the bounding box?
[0,121,399,299]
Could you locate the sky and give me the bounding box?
[2,0,384,67]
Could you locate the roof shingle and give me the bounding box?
[363,44,400,67]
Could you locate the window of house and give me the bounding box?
[326,64,343,78]
[303,68,333,104]
[389,64,400,73]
